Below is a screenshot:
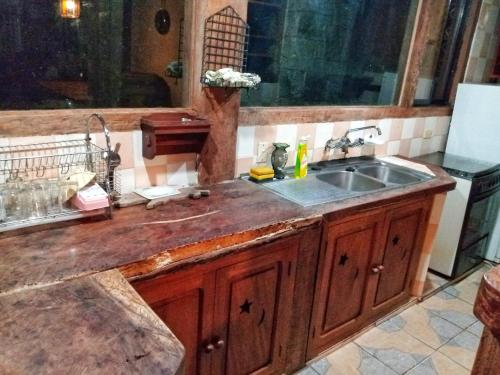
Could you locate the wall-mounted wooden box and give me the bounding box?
[140,113,211,159]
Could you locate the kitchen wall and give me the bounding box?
[464,0,500,83]
[236,116,450,176]
[0,115,449,193]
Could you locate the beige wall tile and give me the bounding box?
[314,123,334,149]
[134,165,168,187]
[235,157,254,177]
[387,140,401,156]
[166,154,198,186]
[333,121,351,139]
[236,126,256,158]
[402,118,416,139]
[389,119,403,140]
[275,124,298,151]
[413,118,425,138]
[399,139,411,157]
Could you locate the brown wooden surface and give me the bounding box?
[0,270,184,374]
[212,237,298,375]
[473,265,500,337]
[284,225,322,373]
[399,0,433,107]
[133,234,299,375]
[0,107,194,137]
[372,200,430,311]
[471,328,500,375]
[448,0,482,104]
[472,265,500,374]
[308,197,432,358]
[0,163,454,296]
[239,106,452,126]
[187,1,248,184]
[140,113,211,158]
[308,211,385,357]
[133,269,216,375]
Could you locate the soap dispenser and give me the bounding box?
[295,136,309,178]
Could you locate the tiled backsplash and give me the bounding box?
[1,115,450,190]
[235,116,451,176]
[0,131,197,194]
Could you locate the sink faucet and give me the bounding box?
[325,125,382,155]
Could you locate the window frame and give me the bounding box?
[0,0,482,137]
[239,0,481,125]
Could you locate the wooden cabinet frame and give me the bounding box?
[307,197,432,358]
[133,228,322,375]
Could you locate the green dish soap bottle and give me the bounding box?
[295,136,309,178]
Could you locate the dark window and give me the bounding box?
[242,0,419,107]
[0,0,184,110]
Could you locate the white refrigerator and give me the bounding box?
[446,83,500,262]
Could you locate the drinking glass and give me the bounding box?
[31,182,48,218]
[0,187,6,222]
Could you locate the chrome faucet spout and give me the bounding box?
[324,125,382,155]
[344,125,382,138]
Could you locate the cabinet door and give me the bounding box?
[211,237,299,375]
[133,271,215,375]
[370,200,430,315]
[308,212,385,357]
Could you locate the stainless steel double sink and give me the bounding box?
[250,158,433,207]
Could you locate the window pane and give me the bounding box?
[242,0,418,107]
[0,0,184,110]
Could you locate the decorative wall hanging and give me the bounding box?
[155,0,170,35]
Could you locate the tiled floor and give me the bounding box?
[298,264,491,375]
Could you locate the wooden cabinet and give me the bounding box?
[308,211,385,353]
[133,272,215,375]
[133,235,299,375]
[368,201,430,318]
[308,198,431,357]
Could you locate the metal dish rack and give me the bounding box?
[0,114,114,232]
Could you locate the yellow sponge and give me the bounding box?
[250,172,274,181]
[250,166,274,176]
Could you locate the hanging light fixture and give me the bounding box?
[60,0,81,19]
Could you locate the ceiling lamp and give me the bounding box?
[60,0,81,19]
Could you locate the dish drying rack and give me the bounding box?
[0,114,115,232]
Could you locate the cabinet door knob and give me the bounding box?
[372,266,380,274]
[204,343,215,353]
[377,265,385,271]
[214,338,225,349]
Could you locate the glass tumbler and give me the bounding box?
[46,180,62,213]
[4,181,24,220]
[31,182,49,218]
[0,187,6,222]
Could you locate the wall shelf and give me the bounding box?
[140,113,211,159]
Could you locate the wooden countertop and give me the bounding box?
[0,160,455,374]
[0,270,184,374]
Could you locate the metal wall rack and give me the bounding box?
[201,6,250,87]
